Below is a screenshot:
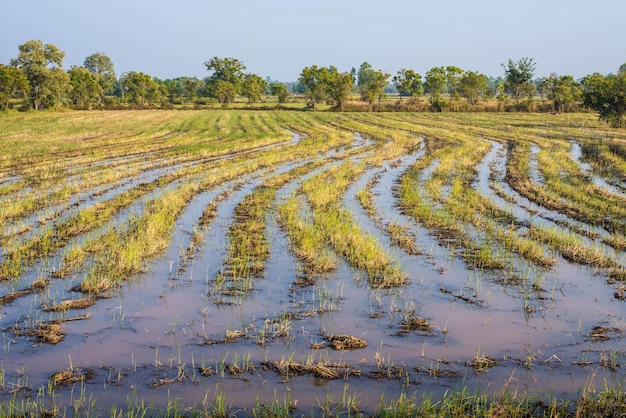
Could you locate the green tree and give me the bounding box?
[541,74,581,113]
[84,52,116,96]
[204,57,246,106]
[582,71,626,128]
[211,80,237,107]
[122,71,161,106]
[47,68,70,110]
[241,73,268,103]
[445,65,463,105]
[163,78,184,103]
[502,57,536,103]
[269,82,289,103]
[183,77,201,102]
[323,69,354,110]
[373,70,391,110]
[298,65,327,108]
[358,68,390,109]
[357,62,376,101]
[11,40,64,72]
[424,67,447,111]
[496,83,506,110]
[459,70,487,105]
[393,69,422,105]
[0,64,29,111]
[68,66,103,107]
[10,39,67,110]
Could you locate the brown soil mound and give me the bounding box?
[326,334,367,350]
[44,297,96,312]
[37,323,66,344]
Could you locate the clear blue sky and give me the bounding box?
[2,0,624,81]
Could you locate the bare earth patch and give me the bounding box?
[326,334,368,350]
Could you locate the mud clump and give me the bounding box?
[8,323,66,344]
[401,315,434,333]
[44,297,96,312]
[51,367,96,387]
[264,359,359,380]
[590,326,621,342]
[326,334,367,350]
[38,323,66,344]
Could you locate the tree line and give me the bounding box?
[1,40,625,127]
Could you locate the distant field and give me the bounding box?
[0,110,625,415]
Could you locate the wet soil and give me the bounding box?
[0,114,624,415]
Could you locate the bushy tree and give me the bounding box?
[10,39,67,110]
[323,68,354,110]
[582,70,626,128]
[445,66,463,105]
[47,68,70,110]
[0,64,29,111]
[241,73,268,103]
[424,67,447,111]
[183,77,201,101]
[502,57,536,103]
[163,78,185,103]
[269,82,289,103]
[298,65,327,108]
[358,67,390,109]
[204,57,246,107]
[84,52,116,96]
[459,70,487,105]
[122,71,162,106]
[68,66,103,107]
[393,69,422,104]
[357,62,376,101]
[541,74,581,113]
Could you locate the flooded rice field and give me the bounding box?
[0,110,625,415]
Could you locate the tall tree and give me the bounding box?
[163,78,184,103]
[68,66,103,107]
[204,57,246,106]
[241,73,268,103]
[47,68,70,110]
[84,52,116,96]
[357,62,376,101]
[373,70,391,110]
[393,69,422,105]
[359,68,390,109]
[445,66,463,105]
[459,70,487,105]
[502,57,536,103]
[183,77,201,101]
[211,80,237,107]
[582,71,626,128]
[0,64,29,111]
[424,67,447,111]
[122,71,162,106]
[10,39,67,110]
[323,69,355,110]
[11,40,64,72]
[541,74,581,113]
[298,65,327,108]
[269,82,289,103]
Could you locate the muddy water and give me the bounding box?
[570,140,626,198]
[1,136,625,415]
[528,144,545,185]
[487,140,626,264]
